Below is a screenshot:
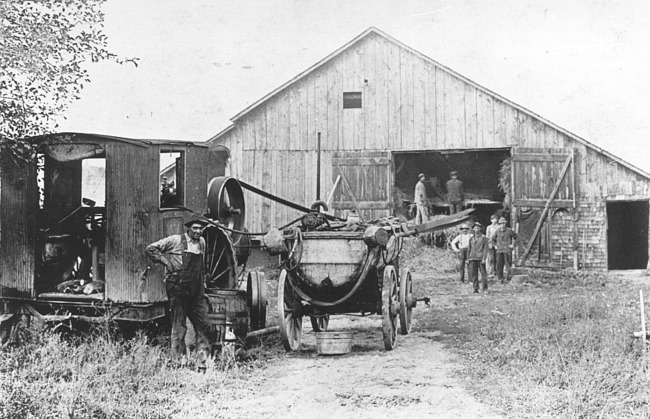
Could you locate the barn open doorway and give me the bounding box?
[393,149,511,227]
[607,200,649,270]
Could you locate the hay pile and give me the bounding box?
[400,237,458,275]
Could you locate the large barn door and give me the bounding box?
[511,147,577,268]
[331,151,392,221]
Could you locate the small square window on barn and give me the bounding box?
[343,92,362,109]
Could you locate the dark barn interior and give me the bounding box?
[393,149,511,227]
[607,200,649,270]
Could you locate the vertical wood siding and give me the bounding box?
[0,156,37,297]
[210,32,650,235]
[105,143,160,302]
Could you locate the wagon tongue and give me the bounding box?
[402,208,475,236]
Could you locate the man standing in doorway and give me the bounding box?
[467,222,489,294]
[493,217,518,284]
[485,214,500,277]
[451,223,471,282]
[414,173,429,225]
[145,218,211,367]
[446,171,464,214]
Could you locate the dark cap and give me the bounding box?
[473,222,482,228]
[184,217,209,228]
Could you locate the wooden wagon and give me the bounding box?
[276,224,412,351]
[270,208,472,352]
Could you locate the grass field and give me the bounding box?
[2,239,650,418]
[403,240,650,418]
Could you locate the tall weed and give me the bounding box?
[0,323,250,418]
[465,286,650,418]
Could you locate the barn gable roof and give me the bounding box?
[210,27,650,181]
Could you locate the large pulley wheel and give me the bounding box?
[399,267,413,335]
[247,271,267,331]
[310,314,330,332]
[278,269,303,351]
[206,177,246,243]
[381,265,399,350]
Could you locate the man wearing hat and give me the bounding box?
[445,171,464,214]
[467,222,489,294]
[451,223,471,282]
[145,218,211,365]
[414,173,429,224]
[492,217,518,283]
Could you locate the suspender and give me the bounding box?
[180,234,205,267]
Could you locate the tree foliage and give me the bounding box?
[0,0,135,161]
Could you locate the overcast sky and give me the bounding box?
[59,0,650,173]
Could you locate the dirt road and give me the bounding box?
[221,313,504,418]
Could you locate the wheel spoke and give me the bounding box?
[210,247,226,277]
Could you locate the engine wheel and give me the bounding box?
[247,271,267,330]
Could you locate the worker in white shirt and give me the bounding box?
[450,223,471,282]
[414,173,429,224]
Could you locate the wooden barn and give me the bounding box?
[208,27,650,271]
[0,133,227,324]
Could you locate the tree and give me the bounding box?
[0,0,136,161]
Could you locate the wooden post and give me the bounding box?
[316,132,321,200]
[641,289,647,349]
[572,149,579,270]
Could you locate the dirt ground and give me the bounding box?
[220,267,507,419]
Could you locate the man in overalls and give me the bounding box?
[146,218,211,365]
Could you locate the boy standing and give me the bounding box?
[485,214,499,277]
[467,222,489,294]
[451,223,471,282]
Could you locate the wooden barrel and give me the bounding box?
[205,289,248,344]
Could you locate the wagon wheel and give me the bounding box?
[381,265,399,350]
[278,269,303,351]
[310,314,330,332]
[247,271,267,330]
[399,267,413,335]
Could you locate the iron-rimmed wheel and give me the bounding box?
[278,269,303,351]
[247,271,267,331]
[310,314,329,332]
[399,267,413,335]
[381,265,399,350]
